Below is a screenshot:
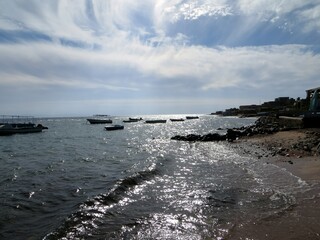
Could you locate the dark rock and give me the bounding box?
[303,145,311,152]
[201,133,226,141]
[171,132,226,142]
[226,129,243,142]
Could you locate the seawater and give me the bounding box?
[0,115,318,239]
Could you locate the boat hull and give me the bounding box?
[145,120,167,124]
[170,119,185,122]
[0,124,43,135]
[105,125,124,131]
[123,117,143,123]
[186,116,199,119]
[87,119,112,124]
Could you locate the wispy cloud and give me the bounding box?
[0,0,319,116]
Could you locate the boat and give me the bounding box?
[123,117,143,123]
[186,116,199,119]
[0,115,48,136]
[87,118,112,124]
[105,125,124,131]
[170,118,185,122]
[129,117,143,121]
[145,120,167,124]
[123,119,139,123]
[0,124,41,135]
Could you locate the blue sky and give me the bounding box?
[0,0,319,117]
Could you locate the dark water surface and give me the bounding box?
[1,115,319,239]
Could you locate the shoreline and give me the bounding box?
[235,128,320,182]
[171,115,320,182]
[228,129,320,239]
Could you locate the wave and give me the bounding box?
[44,165,161,239]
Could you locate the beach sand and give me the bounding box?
[240,129,320,181]
[231,129,320,239]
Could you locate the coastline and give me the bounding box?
[170,116,320,238]
[235,128,320,182]
[229,129,320,239]
[172,115,320,182]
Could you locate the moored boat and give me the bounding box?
[186,116,199,119]
[170,118,185,122]
[0,115,48,136]
[87,118,112,124]
[123,117,143,123]
[145,120,167,124]
[129,117,143,121]
[105,125,124,131]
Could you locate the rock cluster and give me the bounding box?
[171,116,281,142]
[171,115,320,157]
[291,131,320,156]
[171,133,226,142]
[171,128,256,142]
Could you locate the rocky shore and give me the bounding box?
[171,116,320,158]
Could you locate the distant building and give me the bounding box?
[223,108,239,116]
[275,97,289,104]
[239,105,260,114]
[216,89,317,118]
[213,111,223,115]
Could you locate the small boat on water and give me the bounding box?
[87,118,112,124]
[145,120,167,124]
[123,117,143,123]
[0,124,45,135]
[186,116,199,119]
[170,118,185,122]
[0,115,48,136]
[105,125,124,131]
[130,117,143,121]
[123,119,138,123]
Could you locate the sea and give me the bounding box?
[1,115,320,240]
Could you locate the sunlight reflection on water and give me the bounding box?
[2,116,317,239]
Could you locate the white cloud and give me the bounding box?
[0,0,319,115]
[299,4,320,33]
[0,41,318,94]
[235,0,320,32]
[171,0,232,21]
[236,0,312,16]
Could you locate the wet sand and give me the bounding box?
[231,129,320,239]
[241,129,320,181]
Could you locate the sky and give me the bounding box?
[0,0,319,117]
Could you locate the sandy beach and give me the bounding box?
[230,129,320,239]
[239,129,320,181]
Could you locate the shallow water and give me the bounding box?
[0,115,319,239]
